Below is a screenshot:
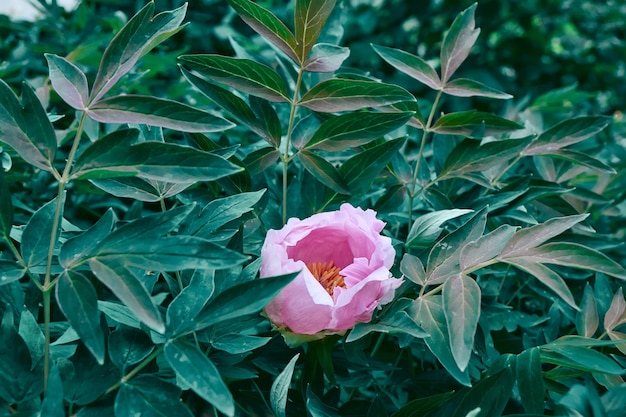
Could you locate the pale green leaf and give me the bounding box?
[270,353,300,417]
[523,116,611,156]
[440,3,480,83]
[371,44,442,90]
[431,110,523,137]
[294,0,337,61]
[443,78,512,99]
[303,43,350,72]
[406,209,473,249]
[576,284,598,338]
[45,53,89,110]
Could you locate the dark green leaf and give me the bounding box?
[516,348,544,414]
[179,54,290,102]
[391,392,455,417]
[40,363,64,417]
[115,375,194,417]
[448,368,514,417]
[18,308,45,367]
[87,95,234,132]
[294,0,337,61]
[90,2,187,102]
[108,326,154,372]
[299,79,415,112]
[21,195,63,269]
[443,273,480,371]
[98,301,141,329]
[0,168,12,240]
[0,260,26,286]
[56,271,105,364]
[523,116,611,156]
[298,150,349,194]
[166,270,215,336]
[539,149,616,173]
[304,44,350,72]
[270,353,300,417]
[0,80,56,171]
[190,272,297,332]
[307,386,341,417]
[45,53,89,109]
[89,177,189,202]
[249,96,282,146]
[72,129,242,182]
[306,111,412,151]
[347,309,427,342]
[339,136,406,195]
[227,0,298,62]
[541,345,624,375]
[440,3,479,83]
[244,147,281,175]
[59,209,115,269]
[431,110,523,137]
[410,296,470,386]
[406,209,473,249]
[212,333,271,354]
[371,44,442,90]
[576,284,598,338]
[89,259,165,333]
[443,78,512,99]
[164,339,234,416]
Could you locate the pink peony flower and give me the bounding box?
[260,203,402,335]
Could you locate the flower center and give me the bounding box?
[307,260,346,296]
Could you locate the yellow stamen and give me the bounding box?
[307,260,346,296]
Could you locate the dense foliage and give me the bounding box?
[1,1,626,416]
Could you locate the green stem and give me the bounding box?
[42,111,88,394]
[103,344,165,397]
[407,90,443,230]
[282,67,305,225]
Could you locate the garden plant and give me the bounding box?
[1,0,626,416]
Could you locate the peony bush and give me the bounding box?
[0,1,625,416]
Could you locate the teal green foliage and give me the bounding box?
[0,0,625,416]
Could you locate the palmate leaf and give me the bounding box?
[523,116,611,156]
[431,110,524,137]
[164,339,234,417]
[440,3,480,83]
[115,375,193,417]
[298,79,415,112]
[45,53,89,110]
[297,150,349,194]
[443,78,512,99]
[179,54,290,102]
[443,274,480,371]
[303,44,350,72]
[0,80,56,171]
[56,271,105,364]
[371,44,442,90]
[86,95,235,133]
[305,111,412,151]
[90,2,187,103]
[227,0,299,63]
[71,129,242,183]
[294,0,337,62]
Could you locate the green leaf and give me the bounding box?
[305,111,412,151]
[18,308,45,367]
[270,353,300,417]
[576,284,599,338]
[501,258,577,309]
[516,347,544,415]
[0,260,26,286]
[460,224,517,272]
[443,274,480,371]
[190,272,297,333]
[21,195,63,269]
[406,209,473,250]
[540,149,615,173]
[181,68,277,146]
[115,375,194,417]
[166,270,215,336]
[227,0,298,63]
[56,271,105,364]
[541,345,624,375]
[523,116,611,156]
[298,79,415,112]
[0,80,57,171]
[179,54,290,102]
[250,96,282,147]
[339,136,406,195]
[98,301,141,329]
[72,129,242,182]
[347,309,427,342]
[90,2,187,103]
[212,333,271,354]
[164,339,234,417]
[603,288,626,331]
[89,177,190,202]
[500,214,589,257]
[89,258,165,333]
[244,147,281,175]
[440,3,480,83]
[431,110,523,137]
[390,392,455,417]
[108,326,154,372]
[410,296,470,386]
[40,364,64,417]
[306,386,341,417]
[294,0,337,61]
[303,44,350,72]
[45,53,89,110]
[0,168,12,240]
[59,209,115,269]
[447,368,514,417]
[371,44,442,90]
[400,253,426,286]
[298,150,349,194]
[87,95,234,133]
[443,78,512,99]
